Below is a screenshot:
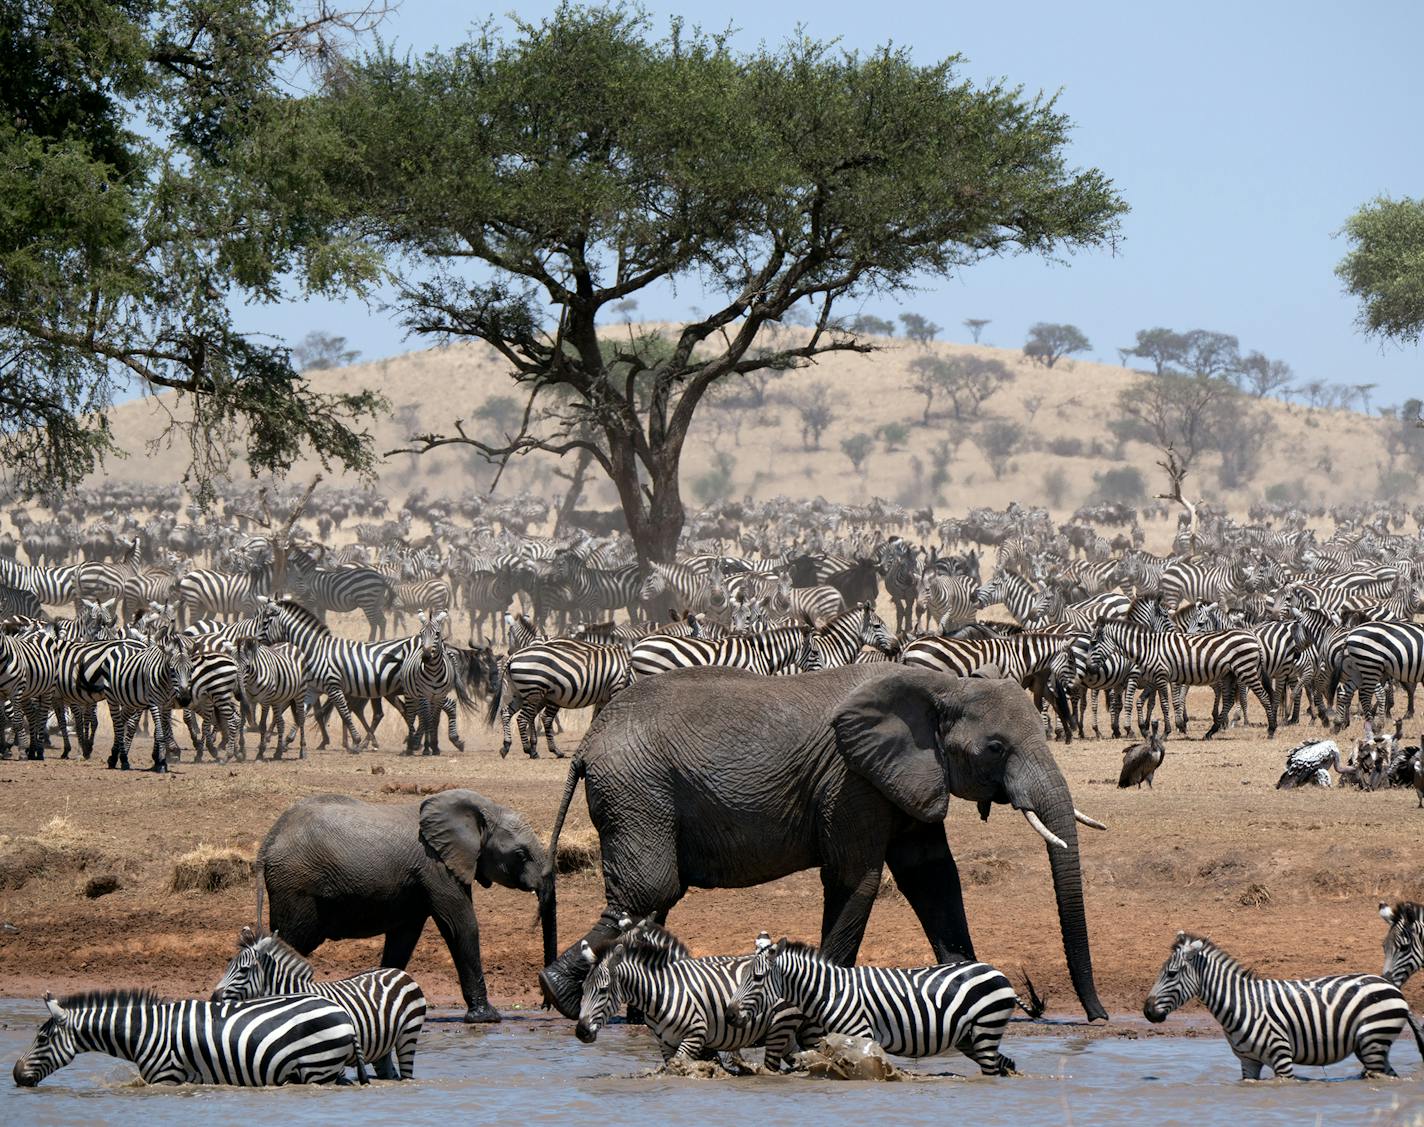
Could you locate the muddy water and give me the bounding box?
[1,1003,1420,1126]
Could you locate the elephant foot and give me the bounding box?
[538,964,584,1020]
[462,1001,502,1024]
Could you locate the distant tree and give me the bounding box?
[908,355,948,424]
[1298,379,1328,409]
[1177,329,1242,381]
[943,356,1012,419]
[1042,466,1069,508]
[611,298,639,322]
[849,314,896,337]
[474,394,524,436]
[927,440,954,502]
[1113,372,1239,472]
[1337,195,1424,345]
[963,318,991,343]
[691,451,737,505]
[1023,394,1044,423]
[1023,322,1091,368]
[1214,398,1271,489]
[788,381,837,450]
[293,332,361,372]
[1122,328,1188,375]
[1093,465,1146,504]
[974,419,1023,479]
[841,432,875,473]
[879,421,910,450]
[899,313,943,345]
[1352,383,1379,413]
[1236,351,1293,398]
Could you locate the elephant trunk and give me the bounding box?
[537,870,558,970]
[1009,758,1107,1023]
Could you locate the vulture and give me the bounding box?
[1118,722,1166,789]
[1275,738,1344,789]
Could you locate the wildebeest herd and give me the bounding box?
[8,483,1424,1088]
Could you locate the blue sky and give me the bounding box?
[236,0,1423,402]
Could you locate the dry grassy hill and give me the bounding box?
[93,327,1412,515]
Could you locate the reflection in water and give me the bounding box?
[0,1004,1419,1126]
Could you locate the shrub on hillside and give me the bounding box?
[1092,466,1146,505]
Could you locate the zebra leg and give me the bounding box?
[149,703,171,771]
[444,696,464,752]
[1356,1032,1397,1078]
[515,699,540,758]
[542,705,564,759]
[106,702,129,769]
[184,707,205,762]
[1235,1052,1265,1081]
[293,698,307,759]
[269,705,284,760]
[1245,674,1277,739]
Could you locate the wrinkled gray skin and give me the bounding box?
[540,664,1106,1022]
[256,791,556,1023]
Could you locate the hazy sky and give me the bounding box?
[238,0,1423,402]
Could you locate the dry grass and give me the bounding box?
[168,845,253,894]
[554,828,601,876]
[0,815,110,891]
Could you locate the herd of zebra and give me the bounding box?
[21,897,1424,1086]
[9,490,1424,765]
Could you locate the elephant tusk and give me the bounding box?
[1022,809,1067,851]
[1074,809,1107,831]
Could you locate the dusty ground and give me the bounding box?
[1,688,1420,1026]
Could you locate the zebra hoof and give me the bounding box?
[499,745,510,759]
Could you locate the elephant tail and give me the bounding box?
[545,757,587,881]
[253,851,266,933]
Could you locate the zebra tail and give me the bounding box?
[450,650,481,715]
[353,1045,370,1085]
[484,666,508,728]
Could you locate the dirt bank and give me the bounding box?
[1,695,1420,1026]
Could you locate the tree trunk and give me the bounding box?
[553,448,595,537]
[606,437,685,567]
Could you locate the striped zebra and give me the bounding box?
[1088,621,1277,739]
[1144,932,1421,1079]
[638,561,716,616]
[398,611,462,756]
[575,922,806,1070]
[728,939,1018,1074]
[13,988,365,1087]
[212,927,426,1081]
[915,572,978,633]
[174,641,242,763]
[875,538,920,633]
[628,623,820,681]
[287,556,395,641]
[545,550,642,622]
[495,637,631,759]
[1331,620,1424,728]
[806,603,897,668]
[174,568,265,626]
[1380,902,1424,987]
[231,636,308,759]
[389,577,452,634]
[975,569,1050,627]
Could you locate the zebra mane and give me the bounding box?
[274,599,327,633]
[1176,933,1257,979]
[57,987,164,1010]
[621,921,689,965]
[253,934,316,982]
[1387,901,1424,926]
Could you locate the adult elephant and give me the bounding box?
[539,664,1108,1021]
[256,790,555,1023]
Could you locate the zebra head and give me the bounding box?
[575,940,624,1044]
[165,636,195,708]
[211,925,270,1002]
[1381,902,1424,988]
[794,624,822,673]
[416,610,449,665]
[725,933,781,1030]
[637,565,668,604]
[858,603,897,654]
[1143,933,1206,1023]
[13,994,80,1086]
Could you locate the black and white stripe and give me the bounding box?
[629,623,820,681]
[496,637,631,759]
[212,928,426,1080]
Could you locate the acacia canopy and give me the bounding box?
[308,4,1126,560]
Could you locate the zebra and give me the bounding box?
[628,623,820,681]
[546,550,642,622]
[1380,902,1424,987]
[809,603,897,668]
[389,577,452,634]
[287,555,395,640]
[495,637,631,759]
[231,636,308,759]
[1087,620,1277,739]
[574,922,805,1070]
[13,988,365,1087]
[638,561,715,616]
[174,641,242,763]
[914,572,978,633]
[174,568,264,626]
[1143,932,1421,1080]
[397,611,466,756]
[875,538,920,633]
[1330,620,1424,729]
[728,938,1019,1074]
[212,927,426,1081]
[1157,558,1255,613]
[975,568,1050,627]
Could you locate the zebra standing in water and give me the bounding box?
[728,938,1019,1074]
[575,922,805,1070]
[1143,932,1421,1079]
[496,637,631,759]
[1380,902,1424,987]
[212,927,427,1080]
[13,989,365,1087]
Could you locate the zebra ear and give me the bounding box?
[44,994,67,1023]
[579,940,596,965]
[1381,903,1397,924]
[754,931,772,951]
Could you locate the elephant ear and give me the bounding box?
[831,668,952,822]
[418,789,489,887]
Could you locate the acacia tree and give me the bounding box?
[1023,322,1091,368]
[963,318,991,342]
[1237,351,1293,398]
[1337,195,1424,345]
[1113,372,1239,472]
[899,313,943,345]
[310,7,1124,563]
[0,0,388,497]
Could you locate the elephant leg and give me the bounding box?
[818,863,883,967]
[381,916,426,969]
[428,889,500,1023]
[885,820,975,963]
[267,894,325,955]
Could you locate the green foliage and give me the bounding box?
[308,4,1126,558]
[293,331,361,372]
[1023,322,1090,368]
[841,431,874,472]
[899,313,942,345]
[1337,196,1424,344]
[691,450,737,505]
[974,419,1022,479]
[787,380,836,450]
[848,314,896,337]
[1092,465,1146,504]
[0,0,387,497]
